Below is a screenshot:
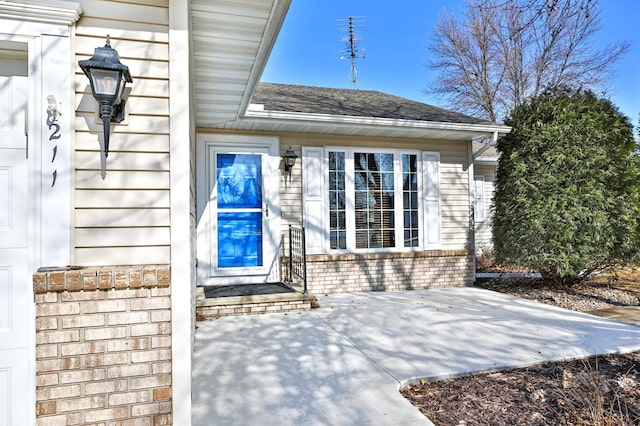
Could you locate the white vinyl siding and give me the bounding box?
[439,146,473,250]
[74,1,170,266]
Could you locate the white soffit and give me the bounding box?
[0,0,82,25]
[191,0,290,127]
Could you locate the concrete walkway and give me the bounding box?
[192,287,640,426]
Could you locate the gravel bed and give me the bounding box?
[475,277,640,312]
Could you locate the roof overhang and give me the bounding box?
[473,158,499,166]
[0,0,82,25]
[190,0,511,143]
[209,109,511,141]
[191,0,291,127]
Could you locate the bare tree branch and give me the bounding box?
[427,0,630,122]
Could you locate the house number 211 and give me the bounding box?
[46,95,61,187]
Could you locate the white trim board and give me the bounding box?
[0,3,80,424]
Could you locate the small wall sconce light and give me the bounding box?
[283,146,298,179]
[78,35,132,159]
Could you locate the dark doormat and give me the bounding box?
[203,282,295,298]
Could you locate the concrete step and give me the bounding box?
[195,285,318,319]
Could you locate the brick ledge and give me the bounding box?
[306,249,472,262]
[33,265,171,294]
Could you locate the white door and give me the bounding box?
[197,136,281,285]
[0,76,31,426]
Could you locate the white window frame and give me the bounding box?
[320,147,426,253]
[325,147,349,252]
[397,150,423,249]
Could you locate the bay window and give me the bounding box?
[302,147,441,254]
[312,147,439,253]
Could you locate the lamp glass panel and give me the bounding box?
[116,78,126,103]
[89,69,121,96]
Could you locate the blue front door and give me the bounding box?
[215,153,264,269]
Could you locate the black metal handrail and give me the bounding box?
[288,225,308,294]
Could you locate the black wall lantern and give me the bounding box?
[78,35,132,159]
[283,146,298,174]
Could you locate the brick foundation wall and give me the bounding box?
[305,250,474,294]
[33,265,172,425]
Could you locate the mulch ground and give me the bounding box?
[400,272,640,425]
[402,352,640,425]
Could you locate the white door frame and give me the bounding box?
[196,134,281,285]
[0,2,79,268]
[0,2,81,424]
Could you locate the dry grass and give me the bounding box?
[593,267,640,291]
[550,357,638,426]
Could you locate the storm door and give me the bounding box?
[215,153,264,269]
[197,135,281,285]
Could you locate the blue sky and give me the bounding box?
[262,1,640,124]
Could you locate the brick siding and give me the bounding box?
[33,265,172,425]
[304,250,474,294]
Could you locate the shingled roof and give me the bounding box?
[251,82,491,125]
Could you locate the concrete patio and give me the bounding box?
[192,287,640,425]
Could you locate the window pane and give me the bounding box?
[216,154,262,209]
[337,231,346,246]
[403,229,418,247]
[328,151,346,249]
[382,230,395,248]
[217,212,262,267]
[330,233,337,249]
[329,191,337,210]
[402,154,419,247]
[353,152,395,249]
[329,211,338,229]
[336,171,345,191]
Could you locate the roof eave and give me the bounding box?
[474,158,499,166]
[239,109,511,139]
[191,0,292,127]
[236,0,291,121]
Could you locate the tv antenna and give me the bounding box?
[338,16,366,89]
